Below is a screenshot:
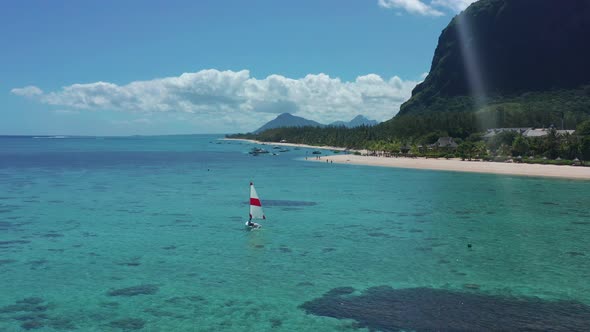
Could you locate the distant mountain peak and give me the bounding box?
[253,113,378,133]
[329,115,378,128]
[253,113,323,133]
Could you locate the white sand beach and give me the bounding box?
[313,154,590,180]
[224,138,590,180]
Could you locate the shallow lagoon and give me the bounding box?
[1,135,589,331]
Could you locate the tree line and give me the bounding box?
[227,109,590,164]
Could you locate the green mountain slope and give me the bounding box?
[398,0,590,119]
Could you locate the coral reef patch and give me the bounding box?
[107,284,159,297]
[300,286,590,331]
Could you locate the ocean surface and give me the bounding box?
[1,135,589,331]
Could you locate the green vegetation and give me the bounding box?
[397,87,590,126]
[377,88,590,141]
[228,125,379,149]
[454,121,590,163]
[227,120,590,165]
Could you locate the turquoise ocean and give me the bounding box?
[1,135,589,331]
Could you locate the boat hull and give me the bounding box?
[245,221,262,229]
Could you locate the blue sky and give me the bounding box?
[1,0,474,135]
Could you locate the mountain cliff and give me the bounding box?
[398,0,590,116]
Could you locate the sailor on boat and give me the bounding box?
[246,220,261,229]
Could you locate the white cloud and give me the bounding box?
[53,109,80,115]
[112,118,153,126]
[11,85,43,97]
[379,0,476,16]
[378,0,443,16]
[12,69,419,130]
[431,0,476,12]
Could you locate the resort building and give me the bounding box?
[430,137,458,149]
[483,127,575,139]
[482,128,530,140]
[522,128,575,138]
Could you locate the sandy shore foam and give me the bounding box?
[313,154,590,180]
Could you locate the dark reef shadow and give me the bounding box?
[300,286,590,331]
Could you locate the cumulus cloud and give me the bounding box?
[378,0,443,16]
[11,85,43,97]
[53,109,80,115]
[379,0,476,16]
[431,0,475,12]
[112,118,153,126]
[11,69,419,128]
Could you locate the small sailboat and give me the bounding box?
[246,182,265,229]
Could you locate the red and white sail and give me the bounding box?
[249,182,266,220]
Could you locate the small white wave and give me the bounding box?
[32,136,68,139]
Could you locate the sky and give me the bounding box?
[1,0,476,135]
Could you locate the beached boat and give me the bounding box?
[312,150,322,154]
[246,182,265,229]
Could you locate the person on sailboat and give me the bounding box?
[246,182,265,229]
[246,219,261,229]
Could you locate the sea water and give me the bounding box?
[0,135,589,331]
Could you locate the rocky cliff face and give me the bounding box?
[399,0,590,115]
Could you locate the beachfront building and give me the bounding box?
[430,137,458,150]
[523,128,575,138]
[482,128,530,140]
[483,127,576,139]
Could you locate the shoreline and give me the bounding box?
[222,138,349,151]
[312,154,590,180]
[223,138,590,180]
